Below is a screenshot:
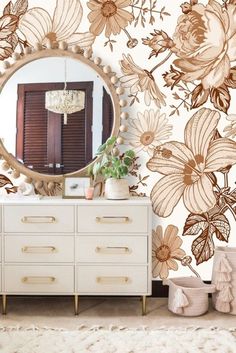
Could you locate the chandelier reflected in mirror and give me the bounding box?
[45,60,85,124]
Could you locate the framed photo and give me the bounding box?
[62,176,91,199]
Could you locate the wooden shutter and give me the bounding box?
[16,82,93,175]
[16,85,48,174]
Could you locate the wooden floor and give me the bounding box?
[0,296,235,329]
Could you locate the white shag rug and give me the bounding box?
[0,326,235,353]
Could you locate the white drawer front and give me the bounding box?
[0,266,1,291]
[77,206,148,233]
[77,265,147,294]
[4,205,74,233]
[5,236,74,263]
[4,265,74,293]
[76,236,147,263]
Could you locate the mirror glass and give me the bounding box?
[0,57,114,175]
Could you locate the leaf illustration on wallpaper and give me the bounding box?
[130,1,170,27]
[119,54,166,107]
[147,108,236,218]
[0,0,28,60]
[152,225,186,279]
[18,0,95,49]
[127,109,172,156]
[183,212,230,264]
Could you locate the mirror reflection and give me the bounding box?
[0,57,114,175]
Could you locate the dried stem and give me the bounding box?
[150,52,172,73]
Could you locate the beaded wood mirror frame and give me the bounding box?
[0,42,129,194]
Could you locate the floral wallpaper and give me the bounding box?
[1,0,236,280]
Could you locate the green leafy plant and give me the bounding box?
[88,137,135,181]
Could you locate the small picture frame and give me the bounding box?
[62,176,91,199]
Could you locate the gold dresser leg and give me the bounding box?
[74,295,79,316]
[142,296,147,316]
[2,295,7,315]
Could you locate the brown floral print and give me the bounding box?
[119,54,166,107]
[87,0,133,38]
[0,0,28,59]
[224,115,236,139]
[152,225,186,279]
[147,108,236,217]
[127,109,172,156]
[19,0,95,48]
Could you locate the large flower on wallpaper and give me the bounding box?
[147,108,236,217]
[120,54,166,107]
[128,109,172,156]
[87,0,133,38]
[18,0,95,48]
[152,225,185,279]
[156,0,236,114]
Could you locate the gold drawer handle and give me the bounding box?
[21,276,56,284]
[95,246,131,255]
[96,216,130,224]
[21,246,57,254]
[96,276,130,285]
[21,216,56,224]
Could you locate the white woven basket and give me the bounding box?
[212,247,236,315]
[163,277,215,317]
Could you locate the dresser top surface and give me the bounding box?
[0,196,151,206]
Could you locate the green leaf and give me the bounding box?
[106,136,116,146]
[124,157,132,166]
[125,150,135,158]
[93,162,101,176]
[97,143,106,154]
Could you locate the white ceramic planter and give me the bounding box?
[104,178,130,200]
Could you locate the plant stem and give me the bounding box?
[150,52,172,74]
[123,28,132,40]
[224,172,229,188]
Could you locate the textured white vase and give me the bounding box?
[212,247,236,315]
[105,178,130,200]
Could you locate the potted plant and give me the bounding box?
[88,137,135,200]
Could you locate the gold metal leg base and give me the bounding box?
[142,296,146,316]
[2,295,7,315]
[74,295,79,316]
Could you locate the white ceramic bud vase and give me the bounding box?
[105,178,130,200]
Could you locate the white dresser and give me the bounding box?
[0,197,152,315]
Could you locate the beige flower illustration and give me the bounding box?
[128,109,172,156]
[120,54,166,107]
[142,30,173,58]
[87,0,133,38]
[147,108,236,217]
[171,0,236,90]
[152,225,186,279]
[224,115,236,139]
[18,0,95,48]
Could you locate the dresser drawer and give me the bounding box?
[76,236,147,263]
[77,265,147,294]
[77,206,148,233]
[5,236,74,263]
[4,205,74,233]
[4,265,74,293]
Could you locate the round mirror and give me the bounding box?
[0,47,125,187]
[0,56,114,175]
